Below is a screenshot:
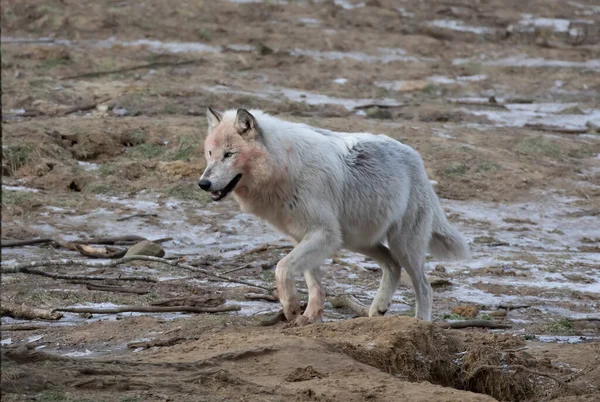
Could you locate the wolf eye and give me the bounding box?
[208,150,212,156]
[223,151,233,158]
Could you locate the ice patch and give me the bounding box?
[291,48,431,64]
[77,161,100,171]
[428,20,493,34]
[454,54,600,71]
[2,185,39,193]
[333,78,348,85]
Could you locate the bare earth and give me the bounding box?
[1,0,599,401]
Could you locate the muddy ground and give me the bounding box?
[1,0,600,401]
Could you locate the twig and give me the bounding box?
[578,188,591,201]
[85,283,151,295]
[1,302,63,320]
[468,364,581,394]
[353,103,406,111]
[1,265,157,283]
[75,245,127,259]
[222,263,256,275]
[0,324,46,331]
[116,213,158,222]
[436,320,512,329]
[1,238,54,248]
[71,235,147,245]
[245,292,278,302]
[127,336,197,349]
[61,59,204,80]
[329,295,369,317]
[236,243,292,258]
[54,304,240,314]
[524,124,588,134]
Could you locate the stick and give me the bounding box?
[524,124,588,134]
[222,263,255,275]
[245,292,278,302]
[257,310,285,326]
[451,100,508,109]
[569,317,600,322]
[61,59,204,80]
[468,364,581,394]
[116,213,158,222]
[127,336,196,349]
[71,235,147,245]
[85,283,151,295]
[1,256,270,290]
[1,302,63,320]
[353,103,406,111]
[236,243,292,258]
[1,238,54,248]
[58,97,111,116]
[75,245,127,259]
[54,305,240,314]
[0,324,46,331]
[436,320,512,329]
[329,295,369,317]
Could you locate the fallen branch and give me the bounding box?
[524,124,588,134]
[0,324,46,331]
[245,292,278,302]
[85,283,151,295]
[61,59,204,80]
[329,295,369,317]
[569,317,600,322]
[236,243,292,258]
[54,304,240,315]
[469,364,581,394]
[58,97,111,116]
[222,263,255,275]
[127,336,196,349]
[116,213,158,222]
[436,320,512,329]
[353,103,406,111]
[1,256,270,290]
[1,238,54,248]
[71,235,147,245]
[257,310,285,326]
[75,245,127,259]
[150,295,225,307]
[2,265,157,283]
[1,302,63,320]
[498,304,530,310]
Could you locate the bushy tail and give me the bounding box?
[428,192,470,261]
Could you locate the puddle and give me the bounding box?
[2,185,40,193]
[451,99,600,129]
[291,48,432,64]
[454,54,600,71]
[203,84,403,111]
[428,20,493,35]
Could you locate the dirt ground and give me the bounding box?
[1,0,600,401]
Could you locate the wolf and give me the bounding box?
[198,108,469,326]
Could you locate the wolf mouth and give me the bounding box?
[211,174,242,201]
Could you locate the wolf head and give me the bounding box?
[198,108,270,201]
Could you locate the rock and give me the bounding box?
[125,240,165,258]
[366,107,393,120]
[452,305,479,319]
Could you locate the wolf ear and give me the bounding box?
[206,107,222,131]
[234,109,259,141]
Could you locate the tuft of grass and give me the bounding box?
[421,84,440,95]
[517,137,560,159]
[130,143,165,159]
[85,182,115,195]
[99,163,116,176]
[35,391,68,402]
[163,104,178,115]
[544,318,574,334]
[442,313,465,320]
[478,313,493,321]
[39,58,69,70]
[170,135,201,161]
[2,143,35,175]
[444,163,468,176]
[261,270,276,283]
[166,183,211,203]
[476,162,500,173]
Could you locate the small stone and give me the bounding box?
[434,264,446,273]
[125,240,165,258]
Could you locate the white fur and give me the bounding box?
[203,109,470,325]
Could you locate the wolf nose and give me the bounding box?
[198,179,211,191]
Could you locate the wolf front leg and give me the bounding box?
[275,227,339,326]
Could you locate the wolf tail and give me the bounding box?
[427,188,470,261]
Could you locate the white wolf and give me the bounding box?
[199,108,469,326]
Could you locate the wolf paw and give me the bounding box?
[292,314,322,327]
